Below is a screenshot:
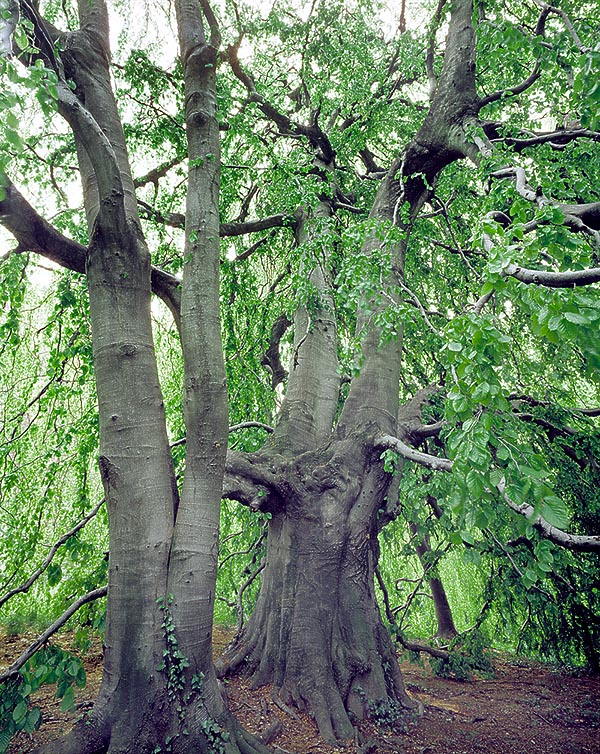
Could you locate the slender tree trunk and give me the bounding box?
[409,523,458,640]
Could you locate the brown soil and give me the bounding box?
[2,627,599,754]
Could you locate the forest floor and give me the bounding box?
[2,626,599,754]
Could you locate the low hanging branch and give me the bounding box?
[0,499,105,610]
[375,566,450,661]
[375,435,600,552]
[0,586,108,682]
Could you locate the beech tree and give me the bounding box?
[1,0,600,751]
[1,0,268,753]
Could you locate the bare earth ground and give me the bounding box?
[2,627,599,754]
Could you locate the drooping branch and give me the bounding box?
[0,586,108,682]
[0,500,105,610]
[170,421,275,448]
[497,479,600,553]
[376,435,600,552]
[224,42,335,163]
[483,168,600,270]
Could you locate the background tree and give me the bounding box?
[1,0,600,750]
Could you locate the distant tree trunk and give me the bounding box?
[409,523,458,640]
[220,0,478,741]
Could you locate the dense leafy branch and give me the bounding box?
[375,436,600,552]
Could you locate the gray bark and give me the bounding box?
[221,0,481,741]
[18,1,266,752]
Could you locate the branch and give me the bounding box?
[0,177,87,272]
[505,263,600,288]
[533,0,590,54]
[479,7,549,108]
[0,586,108,682]
[497,479,600,553]
[0,500,104,610]
[170,421,275,448]
[425,0,448,99]
[134,156,184,188]
[0,176,183,319]
[229,421,275,434]
[376,434,453,472]
[221,214,296,237]
[261,312,291,388]
[138,199,296,238]
[235,561,265,634]
[55,80,125,219]
[479,60,542,108]
[395,634,450,661]
[224,43,335,163]
[376,435,600,552]
[499,128,600,152]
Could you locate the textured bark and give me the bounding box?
[21,1,266,752]
[219,438,416,744]
[220,0,480,742]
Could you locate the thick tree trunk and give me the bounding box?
[221,1,478,743]
[28,1,269,752]
[219,438,417,744]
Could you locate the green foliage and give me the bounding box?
[430,631,494,681]
[1,5,600,751]
[0,644,85,753]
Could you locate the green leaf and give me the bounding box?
[60,686,75,712]
[24,706,41,733]
[563,311,590,325]
[12,700,28,724]
[0,730,11,754]
[47,562,62,586]
[460,531,476,545]
[540,495,570,530]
